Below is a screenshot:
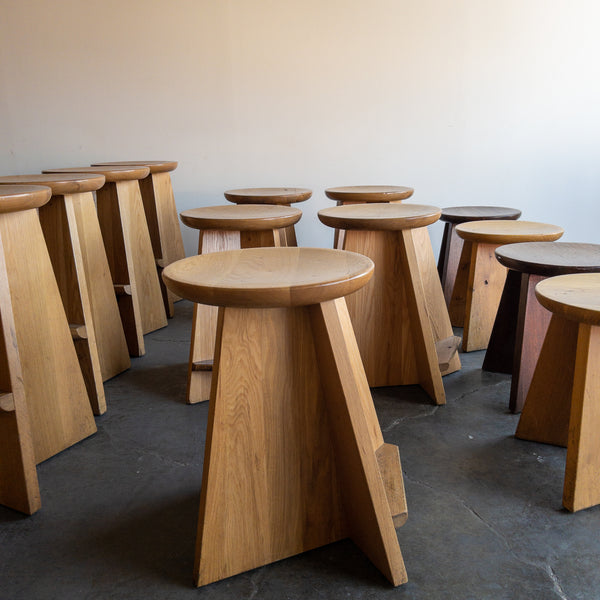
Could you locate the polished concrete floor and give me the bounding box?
[1,300,599,599]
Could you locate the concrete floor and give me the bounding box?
[1,300,599,599]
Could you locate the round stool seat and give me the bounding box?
[163,247,374,308]
[43,165,150,182]
[225,187,312,205]
[441,206,521,224]
[456,220,564,245]
[0,173,105,195]
[496,242,600,277]
[0,185,52,213]
[318,203,440,231]
[536,273,600,326]
[92,160,177,173]
[325,185,414,203]
[180,204,302,231]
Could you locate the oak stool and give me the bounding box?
[318,203,460,404]
[451,220,564,352]
[92,160,185,318]
[163,247,408,587]
[483,242,600,413]
[179,204,302,404]
[43,166,167,356]
[515,273,600,512]
[224,187,311,246]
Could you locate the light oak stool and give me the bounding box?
[452,220,564,352]
[515,273,600,512]
[43,166,168,356]
[224,187,311,246]
[92,160,185,318]
[179,204,302,404]
[0,174,132,414]
[163,247,408,587]
[318,203,460,405]
[438,206,521,307]
[483,242,600,413]
[0,186,96,480]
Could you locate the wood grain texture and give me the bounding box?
[455,220,563,245]
[0,185,51,213]
[0,173,105,195]
[224,187,312,205]
[180,204,302,231]
[324,185,414,202]
[439,223,465,306]
[92,160,178,174]
[440,206,521,224]
[448,239,472,326]
[43,165,150,183]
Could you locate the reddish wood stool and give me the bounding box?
[318,203,460,404]
[483,242,600,413]
[452,220,564,351]
[43,166,168,356]
[516,273,600,512]
[163,247,408,587]
[92,160,185,318]
[179,204,302,403]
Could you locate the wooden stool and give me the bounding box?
[0,174,132,414]
[224,187,311,246]
[483,242,600,413]
[452,220,564,352]
[318,203,460,404]
[438,206,521,306]
[179,204,302,404]
[43,166,168,356]
[0,186,96,476]
[163,247,408,587]
[92,160,185,318]
[515,273,600,512]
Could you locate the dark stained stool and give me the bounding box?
[483,242,600,413]
[438,206,521,306]
[163,247,408,587]
[515,273,600,512]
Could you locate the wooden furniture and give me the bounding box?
[179,204,302,403]
[0,186,96,489]
[0,174,132,413]
[515,273,600,512]
[318,203,460,404]
[438,206,521,306]
[452,220,564,352]
[43,166,168,356]
[92,160,185,318]
[483,242,600,413]
[162,247,408,587]
[224,187,310,246]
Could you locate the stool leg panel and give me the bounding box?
[240,229,280,249]
[448,239,472,327]
[441,224,465,309]
[437,222,450,281]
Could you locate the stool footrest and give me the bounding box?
[191,360,213,372]
[376,443,408,528]
[0,392,15,412]
[436,336,461,371]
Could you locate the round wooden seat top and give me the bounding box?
[496,242,600,277]
[318,203,440,231]
[224,188,312,205]
[441,206,522,224]
[0,173,105,195]
[162,247,374,308]
[0,185,52,213]
[325,185,414,203]
[536,273,600,326]
[92,160,177,174]
[180,204,302,231]
[43,165,150,183]
[455,220,564,245]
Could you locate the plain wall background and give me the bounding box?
[1,0,599,256]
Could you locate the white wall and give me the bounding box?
[1,0,599,256]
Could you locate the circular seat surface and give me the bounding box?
[0,185,52,213]
[441,206,522,224]
[43,165,150,182]
[455,220,563,244]
[496,242,600,277]
[92,160,177,174]
[318,203,440,231]
[324,185,414,202]
[180,204,302,231]
[225,188,312,205]
[162,247,374,308]
[0,173,105,195]
[536,273,600,326]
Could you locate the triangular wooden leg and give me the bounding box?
[448,239,472,327]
